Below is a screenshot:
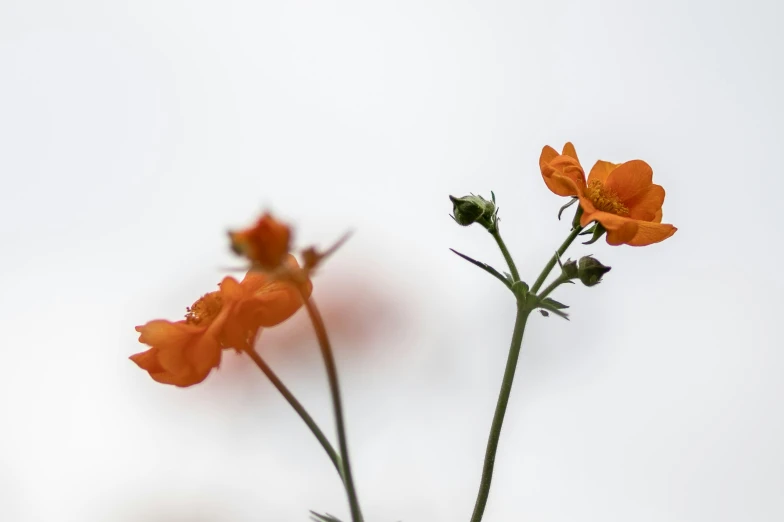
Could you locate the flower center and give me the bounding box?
[185,292,224,325]
[585,180,629,216]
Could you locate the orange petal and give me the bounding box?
[187,307,230,373]
[562,142,579,161]
[605,160,653,202]
[218,276,243,301]
[587,160,618,185]
[129,347,165,373]
[540,145,585,197]
[653,209,663,223]
[626,184,665,221]
[238,282,305,328]
[540,145,558,166]
[582,209,676,246]
[581,210,639,245]
[543,172,581,197]
[135,320,202,346]
[626,222,677,246]
[149,368,208,387]
[606,222,639,245]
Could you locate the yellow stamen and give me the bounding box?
[185,292,223,325]
[585,180,629,216]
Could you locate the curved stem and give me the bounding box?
[302,294,364,522]
[245,348,344,479]
[470,303,531,522]
[537,274,570,301]
[530,225,583,294]
[491,229,521,282]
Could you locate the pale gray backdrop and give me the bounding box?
[1,1,782,521]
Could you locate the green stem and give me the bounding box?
[303,294,364,522]
[470,303,531,522]
[491,229,521,282]
[537,274,571,301]
[245,348,344,479]
[529,225,583,294]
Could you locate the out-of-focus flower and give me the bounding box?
[130,256,310,387]
[540,143,677,246]
[229,213,291,270]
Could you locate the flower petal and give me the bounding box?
[187,308,230,373]
[605,160,653,203]
[562,142,579,161]
[129,347,165,373]
[135,320,202,346]
[218,276,243,301]
[149,369,207,387]
[587,160,618,185]
[627,222,677,246]
[627,184,665,221]
[540,145,586,197]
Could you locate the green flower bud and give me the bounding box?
[577,255,611,287]
[561,258,579,279]
[449,194,495,229]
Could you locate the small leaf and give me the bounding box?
[309,511,345,522]
[541,297,569,310]
[538,299,570,320]
[449,248,513,290]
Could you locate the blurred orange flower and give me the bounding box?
[229,213,291,270]
[130,255,311,387]
[540,143,677,246]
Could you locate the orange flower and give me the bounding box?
[229,213,291,270]
[130,255,311,387]
[540,143,677,246]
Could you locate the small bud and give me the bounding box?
[561,258,579,279]
[229,213,291,270]
[449,194,495,229]
[577,256,611,287]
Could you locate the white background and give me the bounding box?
[1,1,782,521]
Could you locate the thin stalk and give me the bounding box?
[302,294,364,522]
[537,274,570,301]
[470,303,531,522]
[491,229,521,282]
[529,226,583,294]
[245,348,344,479]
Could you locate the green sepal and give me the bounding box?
[582,222,607,245]
[558,197,578,220]
[571,205,584,229]
[309,511,345,522]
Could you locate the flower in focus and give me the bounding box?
[229,213,291,270]
[130,255,311,387]
[540,142,677,246]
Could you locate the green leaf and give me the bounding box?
[537,299,570,320]
[309,511,345,522]
[541,297,569,310]
[449,248,513,290]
